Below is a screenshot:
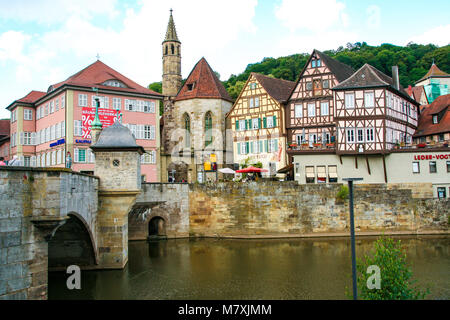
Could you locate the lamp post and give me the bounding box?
[342,177,363,300]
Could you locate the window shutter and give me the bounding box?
[105,97,109,108]
[250,141,254,154]
[237,143,241,155]
[264,140,268,152]
[273,115,277,127]
[245,142,249,154]
[19,132,24,145]
[235,120,239,130]
[150,126,155,140]
[31,156,36,167]
[258,118,261,129]
[263,117,267,128]
[74,148,79,163]
[245,120,248,130]
[31,132,36,145]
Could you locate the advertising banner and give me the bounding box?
[82,107,118,139]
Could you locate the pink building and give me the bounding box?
[0,119,10,162]
[6,60,163,182]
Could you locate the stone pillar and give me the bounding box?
[90,122,144,269]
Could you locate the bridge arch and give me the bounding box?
[48,212,98,269]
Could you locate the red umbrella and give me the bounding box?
[236,166,268,173]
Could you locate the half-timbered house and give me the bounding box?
[285,50,354,154]
[227,73,295,175]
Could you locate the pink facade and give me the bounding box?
[6,60,163,181]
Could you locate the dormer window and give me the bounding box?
[311,59,321,68]
[103,79,127,88]
[187,82,196,91]
[432,115,438,124]
[47,85,54,93]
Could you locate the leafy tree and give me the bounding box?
[350,236,430,300]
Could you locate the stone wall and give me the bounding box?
[188,182,449,237]
[0,167,98,300]
[129,183,190,240]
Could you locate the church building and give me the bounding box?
[159,11,234,183]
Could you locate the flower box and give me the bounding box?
[417,143,426,148]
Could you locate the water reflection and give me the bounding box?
[49,236,450,300]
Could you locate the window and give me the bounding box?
[61,121,65,138]
[46,152,50,166]
[252,118,259,130]
[268,139,278,153]
[305,166,315,183]
[412,162,420,173]
[447,161,450,173]
[239,120,246,131]
[112,98,121,110]
[75,148,86,163]
[144,125,155,140]
[437,187,446,199]
[266,116,276,128]
[240,142,247,155]
[311,60,316,68]
[346,129,355,143]
[249,83,257,90]
[50,125,55,141]
[74,120,82,136]
[345,93,355,109]
[11,110,16,122]
[308,103,315,117]
[295,104,302,118]
[317,59,321,67]
[313,79,322,96]
[255,97,260,107]
[57,150,61,164]
[125,99,136,111]
[55,98,59,111]
[103,80,126,88]
[357,128,364,143]
[205,112,212,147]
[51,151,56,166]
[317,166,326,183]
[323,80,329,89]
[92,96,108,108]
[184,113,190,147]
[306,82,313,91]
[187,82,195,91]
[320,102,329,116]
[429,161,437,173]
[61,95,65,108]
[365,92,374,108]
[296,134,302,145]
[143,101,155,113]
[432,115,438,124]
[87,149,95,163]
[50,101,54,114]
[366,128,374,142]
[24,109,33,120]
[328,165,338,183]
[21,132,34,145]
[37,107,40,120]
[78,94,87,107]
[249,98,254,108]
[45,104,49,116]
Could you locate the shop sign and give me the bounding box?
[50,138,65,148]
[413,154,450,160]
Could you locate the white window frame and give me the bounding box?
[366,128,375,142]
[24,109,33,120]
[356,128,364,143]
[295,104,302,118]
[78,94,88,107]
[365,92,375,108]
[266,116,274,128]
[252,118,259,130]
[74,120,82,137]
[345,93,355,109]
[346,128,355,143]
[320,102,329,116]
[239,120,246,131]
[307,103,315,117]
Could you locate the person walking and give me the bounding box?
[0,157,6,166]
[66,152,72,169]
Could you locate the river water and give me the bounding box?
[48,236,450,300]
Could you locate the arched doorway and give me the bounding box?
[48,213,97,269]
[148,217,166,240]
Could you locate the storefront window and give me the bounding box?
[429,161,437,173]
[447,161,450,173]
[412,162,420,173]
[437,187,446,199]
[305,166,315,183]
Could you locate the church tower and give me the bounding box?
[162,9,182,97]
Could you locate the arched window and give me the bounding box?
[165,45,168,55]
[205,112,212,147]
[177,45,180,56]
[183,113,190,148]
[171,44,174,54]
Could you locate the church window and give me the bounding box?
[171,44,174,54]
[184,113,191,147]
[205,112,213,147]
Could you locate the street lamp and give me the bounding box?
[342,177,363,300]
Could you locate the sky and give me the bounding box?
[0,0,449,119]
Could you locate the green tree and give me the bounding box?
[351,236,429,300]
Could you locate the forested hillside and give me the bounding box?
[149,42,450,102]
[224,42,450,100]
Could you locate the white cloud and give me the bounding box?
[275,0,348,32]
[408,24,450,46]
[0,0,258,119]
[0,0,119,24]
[366,5,381,30]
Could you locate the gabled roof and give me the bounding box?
[410,86,428,104]
[416,63,450,84]
[0,119,10,136]
[163,10,180,43]
[252,73,295,103]
[414,94,450,137]
[175,57,233,102]
[16,91,46,104]
[314,50,354,83]
[51,60,162,96]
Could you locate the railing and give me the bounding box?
[287,143,336,151]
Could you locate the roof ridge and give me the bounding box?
[366,64,390,86]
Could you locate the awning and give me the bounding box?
[329,172,338,178]
[306,172,315,178]
[277,164,294,173]
[318,173,326,178]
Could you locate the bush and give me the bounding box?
[336,185,349,200]
[350,236,429,300]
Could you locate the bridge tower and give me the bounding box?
[90,121,144,268]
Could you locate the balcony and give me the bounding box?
[287,142,336,153]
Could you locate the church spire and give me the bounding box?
[163,8,180,43]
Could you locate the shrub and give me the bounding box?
[350,236,429,300]
[336,185,349,200]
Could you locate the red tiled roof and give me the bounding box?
[416,63,450,84]
[411,86,426,103]
[414,94,450,137]
[175,58,233,102]
[0,119,10,136]
[252,73,296,103]
[16,90,46,104]
[52,60,162,96]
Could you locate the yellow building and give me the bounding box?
[227,73,295,176]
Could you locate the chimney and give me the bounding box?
[392,66,400,91]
